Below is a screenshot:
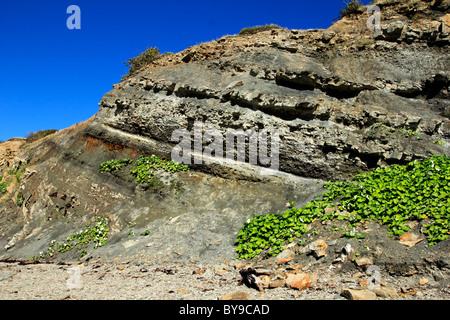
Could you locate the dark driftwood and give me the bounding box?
[238,267,265,292]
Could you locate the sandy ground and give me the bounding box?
[1,259,449,301]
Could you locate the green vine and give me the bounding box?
[236,155,450,260]
[130,155,189,184]
[99,158,132,173]
[33,217,110,260]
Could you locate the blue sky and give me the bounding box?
[0,0,371,141]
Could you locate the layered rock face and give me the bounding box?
[0,0,449,263]
[90,1,449,181]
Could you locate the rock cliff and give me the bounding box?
[91,0,450,181]
[0,0,449,268]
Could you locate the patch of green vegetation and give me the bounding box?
[235,155,450,260]
[7,161,28,185]
[26,129,58,143]
[343,228,366,239]
[99,158,132,173]
[15,169,25,184]
[367,123,423,141]
[16,192,24,207]
[238,24,282,36]
[75,149,84,158]
[122,47,162,81]
[130,155,189,184]
[34,218,110,260]
[0,181,9,195]
[98,155,189,194]
[367,123,391,138]
[398,128,419,138]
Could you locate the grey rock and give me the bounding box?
[382,21,406,42]
[444,106,450,118]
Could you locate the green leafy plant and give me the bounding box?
[367,123,423,141]
[130,155,189,184]
[58,217,109,253]
[79,249,88,258]
[97,155,188,193]
[99,158,132,173]
[0,181,9,195]
[406,130,419,137]
[16,192,24,207]
[398,128,419,138]
[332,226,346,232]
[35,217,110,260]
[343,228,366,239]
[75,149,84,158]
[236,155,450,260]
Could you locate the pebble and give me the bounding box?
[285,273,311,291]
[354,257,373,267]
[341,288,377,300]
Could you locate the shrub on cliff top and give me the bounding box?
[26,129,58,143]
[238,24,282,36]
[122,46,162,81]
[336,0,365,20]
